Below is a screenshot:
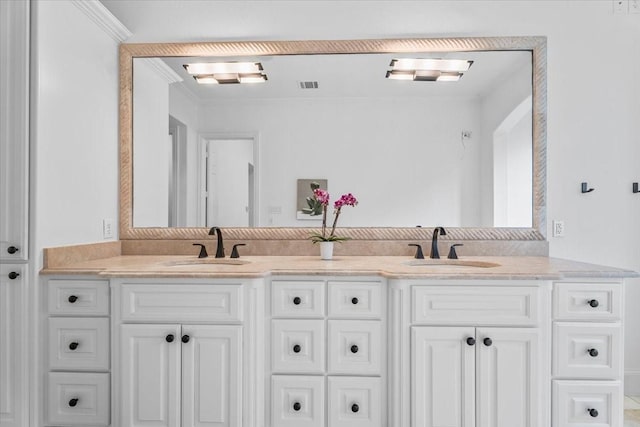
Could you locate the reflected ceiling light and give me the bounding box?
[184,62,263,75]
[390,58,473,72]
[185,62,267,85]
[386,58,472,82]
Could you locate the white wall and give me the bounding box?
[200,96,482,227]
[32,0,120,255]
[132,59,170,227]
[53,0,640,392]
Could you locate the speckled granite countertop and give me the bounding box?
[40,255,639,280]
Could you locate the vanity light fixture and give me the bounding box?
[184,62,267,84]
[386,58,473,82]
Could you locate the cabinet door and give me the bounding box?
[0,0,29,262]
[476,327,540,427]
[120,324,181,427]
[182,325,242,427]
[0,265,26,427]
[411,327,475,427]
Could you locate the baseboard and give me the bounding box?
[626,372,640,395]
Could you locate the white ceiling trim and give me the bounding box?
[71,0,132,43]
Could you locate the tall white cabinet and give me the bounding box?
[0,2,30,427]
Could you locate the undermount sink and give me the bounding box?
[405,259,500,268]
[163,258,250,267]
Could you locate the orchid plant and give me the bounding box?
[308,188,358,243]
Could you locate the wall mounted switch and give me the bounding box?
[103,218,114,239]
[552,220,565,238]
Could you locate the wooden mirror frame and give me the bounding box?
[119,36,546,241]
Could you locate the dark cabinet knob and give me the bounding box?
[351,297,359,305]
[351,403,359,413]
[483,338,492,347]
[293,344,301,353]
[293,401,301,411]
[68,398,79,407]
[68,295,78,303]
[350,345,359,354]
[588,299,599,308]
[182,335,190,343]
[588,348,599,357]
[466,337,476,346]
[7,246,19,254]
[8,272,20,280]
[587,408,598,418]
[69,342,79,350]
[293,297,302,305]
[166,334,174,343]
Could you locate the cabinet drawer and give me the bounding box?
[272,320,325,374]
[328,376,381,427]
[328,320,381,375]
[272,375,324,427]
[553,322,622,379]
[48,280,109,316]
[328,281,381,319]
[48,317,109,371]
[554,282,622,321]
[412,286,540,325]
[47,372,110,426]
[272,281,325,318]
[120,284,242,322]
[553,380,622,427]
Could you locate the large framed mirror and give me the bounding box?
[119,37,546,241]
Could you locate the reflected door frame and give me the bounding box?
[198,132,260,227]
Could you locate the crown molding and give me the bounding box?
[71,0,132,42]
[141,58,184,84]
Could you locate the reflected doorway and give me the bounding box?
[201,136,258,227]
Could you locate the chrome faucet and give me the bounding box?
[430,227,447,259]
[208,227,225,258]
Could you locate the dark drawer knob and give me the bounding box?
[588,348,599,357]
[166,334,174,343]
[68,398,79,407]
[293,401,301,411]
[68,295,78,303]
[69,342,79,350]
[588,299,599,308]
[182,335,190,343]
[7,246,19,254]
[588,408,598,418]
[8,272,20,280]
[351,403,359,413]
[293,296,302,305]
[350,345,359,354]
[466,337,476,346]
[483,337,493,347]
[293,344,301,353]
[351,297,359,305]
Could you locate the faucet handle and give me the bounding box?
[408,244,424,259]
[230,244,246,259]
[447,244,463,259]
[193,243,208,258]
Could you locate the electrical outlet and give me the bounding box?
[630,0,640,14]
[102,218,114,239]
[613,0,627,14]
[552,220,565,238]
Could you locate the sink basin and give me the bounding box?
[405,259,500,268]
[163,258,250,267]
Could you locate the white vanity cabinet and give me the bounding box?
[111,279,264,427]
[45,278,111,427]
[552,281,624,427]
[269,278,385,427]
[390,281,552,427]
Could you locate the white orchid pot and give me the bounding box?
[320,241,334,260]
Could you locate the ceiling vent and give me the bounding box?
[299,81,319,89]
